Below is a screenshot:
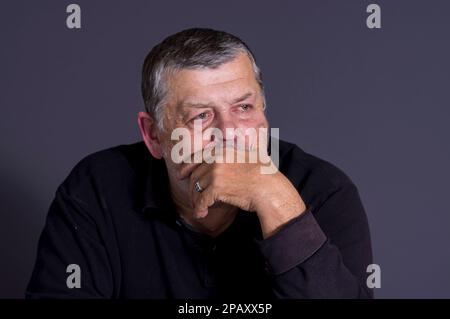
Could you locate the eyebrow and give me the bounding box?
[180,91,254,109]
[231,91,254,104]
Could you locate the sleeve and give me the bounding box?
[25,186,115,298]
[254,182,373,299]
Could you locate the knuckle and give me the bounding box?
[189,171,197,183]
[210,174,221,189]
[211,164,221,178]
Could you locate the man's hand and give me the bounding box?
[177,144,307,238]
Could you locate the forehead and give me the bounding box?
[166,53,259,106]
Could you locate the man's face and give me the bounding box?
[157,52,269,199]
[160,52,268,157]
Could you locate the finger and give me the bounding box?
[177,141,216,180]
[189,162,211,194]
[194,186,216,219]
[221,144,255,164]
[189,164,212,208]
[177,162,201,180]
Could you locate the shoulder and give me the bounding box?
[277,139,359,208]
[57,141,150,201]
[279,139,353,188]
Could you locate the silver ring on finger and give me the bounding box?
[194,180,204,193]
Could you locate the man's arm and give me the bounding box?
[254,182,373,298]
[178,145,373,298]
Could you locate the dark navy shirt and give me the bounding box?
[26,139,373,299]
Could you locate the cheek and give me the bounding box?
[240,111,268,129]
[160,142,173,160]
[236,114,269,149]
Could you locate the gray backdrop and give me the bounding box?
[1,0,449,298]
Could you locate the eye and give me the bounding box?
[191,112,210,122]
[196,112,207,119]
[239,104,252,111]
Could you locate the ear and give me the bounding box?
[137,111,164,159]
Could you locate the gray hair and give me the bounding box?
[141,28,266,131]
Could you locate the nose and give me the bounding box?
[213,114,238,143]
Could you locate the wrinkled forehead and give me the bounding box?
[165,53,260,109]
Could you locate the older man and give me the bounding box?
[26,28,373,298]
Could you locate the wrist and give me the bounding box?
[253,176,307,238]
